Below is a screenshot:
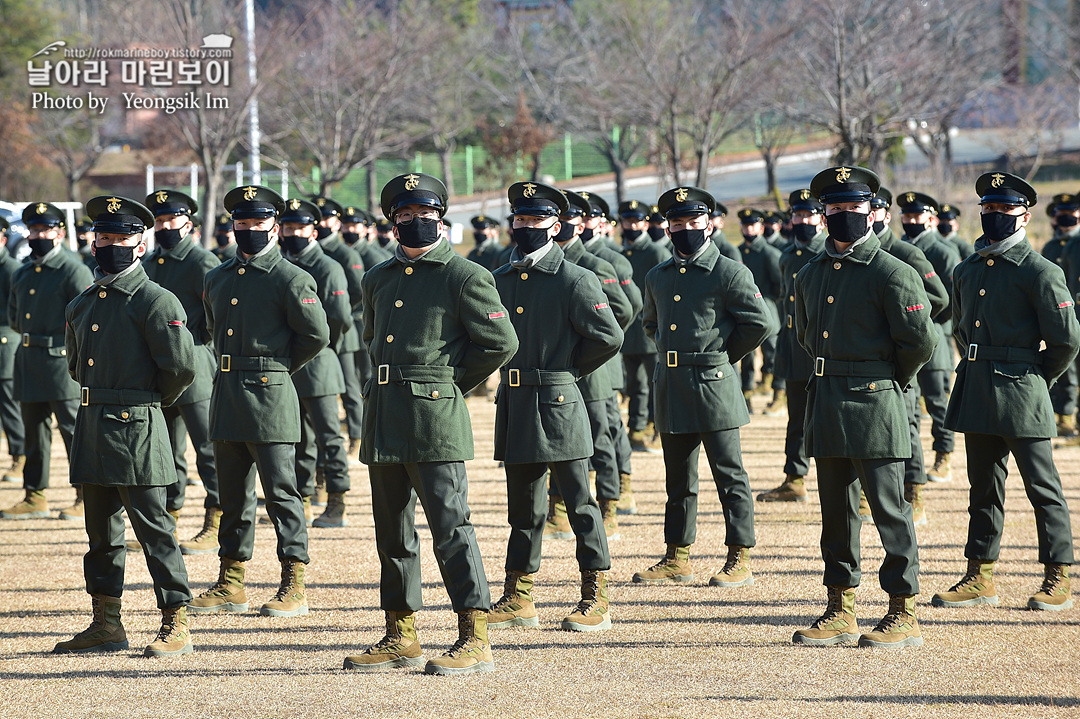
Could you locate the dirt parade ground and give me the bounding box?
[0,390,1077,719]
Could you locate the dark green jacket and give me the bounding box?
[10,245,94,402]
[65,264,196,486]
[286,241,350,399]
[585,236,641,392]
[945,235,1080,438]
[795,234,936,459]
[318,232,365,354]
[492,243,623,463]
[77,244,98,272]
[764,231,787,250]
[905,228,960,371]
[467,238,505,272]
[356,240,393,273]
[144,237,220,406]
[878,227,949,321]
[203,245,329,443]
[1055,234,1080,322]
[738,235,783,332]
[1042,232,1074,269]
[712,230,743,263]
[644,242,775,434]
[361,240,518,464]
[775,230,827,380]
[0,246,21,379]
[622,234,671,355]
[944,233,974,261]
[212,243,238,263]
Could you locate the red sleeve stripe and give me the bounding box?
[924,272,936,278]
[168,320,183,326]
[754,293,762,298]
[620,279,631,285]
[488,312,506,319]
[351,264,363,269]
[1059,301,1074,308]
[905,304,925,312]
[332,290,346,295]
[301,298,317,304]
[595,303,609,310]
[602,278,617,283]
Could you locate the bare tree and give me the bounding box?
[35,107,105,204]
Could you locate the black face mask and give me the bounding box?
[28,238,55,258]
[938,222,955,237]
[512,224,555,255]
[215,232,231,247]
[825,211,870,245]
[648,226,666,241]
[902,222,926,239]
[872,220,886,235]
[315,225,333,240]
[579,227,595,242]
[981,212,1020,242]
[669,228,709,256]
[741,229,760,243]
[77,237,88,249]
[472,230,487,244]
[377,234,392,247]
[780,227,794,240]
[95,243,139,275]
[553,221,577,243]
[792,223,818,244]
[234,228,272,255]
[622,228,642,244]
[1057,214,1079,228]
[155,227,185,250]
[342,231,362,245]
[395,217,440,249]
[281,234,311,255]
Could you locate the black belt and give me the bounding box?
[376,364,456,385]
[22,333,65,348]
[663,350,729,368]
[219,355,290,373]
[965,344,1039,363]
[813,358,894,378]
[81,388,161,406]
[500,368,579,387]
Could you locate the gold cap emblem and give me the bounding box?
[289,199,301,210]
[315,198,326,206]
[629,200,638,209]
[905,193,915,204]
[106,197,121,213]
[403,174,420,191]
[347,207,355,214]
[674,188,689,202]
[242,186,258,201]
[522,183,537,198]
[1062,196,1071,204]
[579,192,590,200]
[836,167,851,183]
[799,189,811,200]
[154,190,169,205]
[35,203,47,215]
[991,173,1005,188]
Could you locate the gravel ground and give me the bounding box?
[0,389,1077,719]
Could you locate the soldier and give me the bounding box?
[791,166,935,649]
[709,204,744,263]
[932,172,1079,611]
[647,205,671,251]
[189,185,329,619]
[1047,194,1080,439]
[311,196,366,462]
[487,181,622,632]
[74,217,98,272]
[1,203,93,520]
[0,218,24,486]
[758,189,828,502]
[466,214,504,271]
[632,186,773,587]
[937,203,974,260]
[620,198,670,451]
[736,208,784,412]
[210,212,237,262]
[374,217,394,249]
[142,190,223,556]
[763,211,787,249]
[342,173,517,675]
[279,199,353,529]
[55,195,196,657]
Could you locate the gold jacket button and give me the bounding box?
[87,358,94,366]
[28,289,35,295]
[34,266,41,273]
[98,291,107,299]
[238,267,246,275]
[975,320,981,327]
[227,329,234,336]
[669,323,677,331]
[789,295,795,302]
[833,262,841,270]
[979,289,986,296]
[797,250,802,256]
[24,313,30,320]
[827,296,834,303]
[121,411,130,419]
[91,324,99,331]
[405,266,414,275]
[158,258,165,264]
[520,272,529,280]
[674,295,681,302]
[868,383,876,390]
[680,267,686,273]
[987,259,995,267]
[61,349,66,355]
[395,300,403,308]
[231,298,238,305]
[822,330,829,338]
[387,335,394,343]
[557,395,565,402]
[431,390,440,399]
[717,371,723,378]
[260,376,268,383]
[516,306,524,314]
[0,338,5,344]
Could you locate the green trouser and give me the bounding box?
[623,353,656,432]
[338,351,364,440]
[782,379,810,477]
[0,378,24,456]
[964,434,1075,565]
[903,388,927,486]
[549,400,619,502]
[917,367,954,454]
[660,429,756,548]
[607,395,632,476]
[816,456,919,595]
[297,394,350,496]
[368,461,489,613]
[21,399,77,491]
[81,483,192,609]
[215,440,309,564]
[163,399,218,511]
[508,459,611,575]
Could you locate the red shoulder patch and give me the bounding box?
[488,311,506,319]
[168,320,183,326]
[754,293,762,298]
[595,303,609,310]
[905,304,925,312]
[1059,301,1074,308]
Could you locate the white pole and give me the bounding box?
[145,164,154,196]
[190,163,199,198]
[281,163,288,198]
[235,162,243,187]
[245,0,261,185]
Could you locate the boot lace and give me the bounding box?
[153,614,178,643]
[719,549,743,576]
[272,563,298,602]
[647,549,679,572]
[811,593,846,629]
[1038,566,1066,595]
[947,570,981,593]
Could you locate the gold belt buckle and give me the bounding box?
[377,364,390,385]
[508,369,520,387]
[80,387,89,406]
[667,350,678,368]
[814,357,825,377]
[21,333,29,348]
[220,354,231,372]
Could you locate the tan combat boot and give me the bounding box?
[859,489,873,523]
[144,605,193,657]
[757,475,808,503]
[261,559,308,617]
[53,594,128,653]
[312,492,348,528]
[931,559,998,607]
[710,546,754,587]
[616,472,637,515]
[189,557,248,613]
[1028,563,1073,611]
[763,388,787,416]
[600,499,619,541]
[755,373,774,396]
[312,470,328,507]
[1056,413,1077,437]
[488,571,538,628]
[1,454,24,483]
[0,489,48,519]
[792,586,858,646]
[904,483,927,526]
[543,495,573,540]
[424,609,494,675]
[632,544,694,583]
[858,594,923,648]
[59,486,84,520]
[343,610,425,671]
[180,507,222,555]
[927,452,951,482]
[562,570,611,632]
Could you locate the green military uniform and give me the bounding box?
[937,203,974,260]
[0,220,25,473]
[280,200,352,526]
[647,205,672,252]
[643,187,774,560]
[945,173,1077,571]
[709,204,744,264]
[1046,194,1080,424]
[361,173,518,618]
[795,167,936,602]
[467,214,505,271]
[202,186,328,571]
[736,208,783,398]
[210,213,237,263]
[763,210,788,250]
[64,196,195,638]
[143,190,220,516]
[2,203,93,516]
[74,217,98,272]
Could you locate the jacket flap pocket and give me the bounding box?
[241,371,285,387]
[991,361,1036,381]
[102,405,149,423]
[538,385,578,405]
[850,379,895,392]
[409,382,455,400]
[698,366,731,382]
